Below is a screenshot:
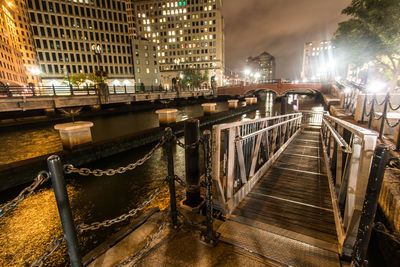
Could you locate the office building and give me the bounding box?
[133,37,161,87]
[130,0,225,88]
[27,0,135,86]
[246,52,275,82]
[0,0,38,86]
[301,40,335,80]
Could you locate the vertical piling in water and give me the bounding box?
[165,128,178,226]
[183,119,202,208]
[47,155,82,267]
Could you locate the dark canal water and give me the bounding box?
[0,94,323,266]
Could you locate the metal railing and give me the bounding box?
[0,85,211,98]
[321,114,379,257]
[211,112,303,214]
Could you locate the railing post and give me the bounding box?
[361,93,368,123]
[113,85,116,94]
[52,85,56,96]
[86,84,89,95]
[368,95,375,129]
[124,85,127,94]
[70,84,74,96]
[379,93,389,139]
[351,144,389,267]
[47,155,82,267]
[200,130,219,245]
[183,119,202,208]
[165,128,178,227]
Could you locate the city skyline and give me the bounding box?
[223,0,351,79]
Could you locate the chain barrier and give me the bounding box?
[174,135,203,150]
[385,118,400,128]
[0,171,50,219]
[389,100,400,111]
[76,179,168,232]
[387,157,400,169]
[174,175,186,187]
[30,234,65,267]
[117,216,168,266]
[373,112,384,121]
[64,136,166,177]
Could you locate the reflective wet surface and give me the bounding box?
[0,94,323,266]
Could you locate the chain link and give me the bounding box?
[385,118,400,128]
[174,135,203,150]
[64,136,166,177]
[30,234,65,267]
[174,175,186,187]
[76,180,168,232]
[0,171,50,219]
[389,100,400,111]
[117,218,167,266]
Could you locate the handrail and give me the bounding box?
[321,113,378,257]
[211,113,302,214]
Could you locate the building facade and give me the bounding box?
[27,0,135,86]
[133,37,161,87]
[301,40,335,80]
[0,0,37,86]
[130,0,225,88]
[246,52,275,82]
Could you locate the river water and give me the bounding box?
[0,94,322,266]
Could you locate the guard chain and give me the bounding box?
[385,118,400,128]
[174,135,203,150]
[0,171,50,219]
[387,158,400,169]
[76,180,168,232]
[174,175,186,187]
[389,100,400,111]
[64,136,166,177]
[117,218,168,266]
[30,234,65,267]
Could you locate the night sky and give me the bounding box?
[222,0,351,79]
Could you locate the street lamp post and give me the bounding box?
[91,44,103,81]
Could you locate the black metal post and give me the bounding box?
[397,125,400,151]
[368,95,375,129]
[200,130,219,246]
[183,119,202,208]
[165,128,178,227]
[379,93,389,139]
[47,155,82,267]
[361,93,368,123]
[351,144,389,267]
[52,85,56,96]
[70,84,74,96]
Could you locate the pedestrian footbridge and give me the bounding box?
[211,111,385,266]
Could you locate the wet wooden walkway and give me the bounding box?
[218,130,341,266]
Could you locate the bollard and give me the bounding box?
[183,119,203,208]
[281,96,287,115]
[165,128,178,226]
[351,144,389,267]
[47,155,82,267]
[200,130,219,246]
[379,93,389,139]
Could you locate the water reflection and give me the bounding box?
[0,95,321,266]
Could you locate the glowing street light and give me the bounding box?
[254,72,261,79]
[367,80,387,93]
[244,69,251,76]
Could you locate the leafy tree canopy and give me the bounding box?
[334,0,400,90]
[180,69,209,87]
[64,72,108,87]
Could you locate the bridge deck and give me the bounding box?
[218,130,341,266]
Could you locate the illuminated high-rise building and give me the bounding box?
[246,52,276,82]
[129,0,225,88]
[301,40,336,80]
[0,0,38,86]
[27,0,135,87]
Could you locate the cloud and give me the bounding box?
[223,0,351,78]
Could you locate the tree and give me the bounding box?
[334,0,400,91]
[65,73,87,88]
[181,69,209,88]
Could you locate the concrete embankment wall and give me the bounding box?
[0,105,257,192]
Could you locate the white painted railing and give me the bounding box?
[321,114,377,256]
[211,113,303,214]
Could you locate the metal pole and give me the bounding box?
[47,155,82,267]
[379,93,389,139]
[368,95,375,129]
[351,144,389,267]
[281,96,287,115]
[183,119,202,207]
[70,84,74,96]
[165,128,178,226]
[200,130,219,246]
[361,94,368,123]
